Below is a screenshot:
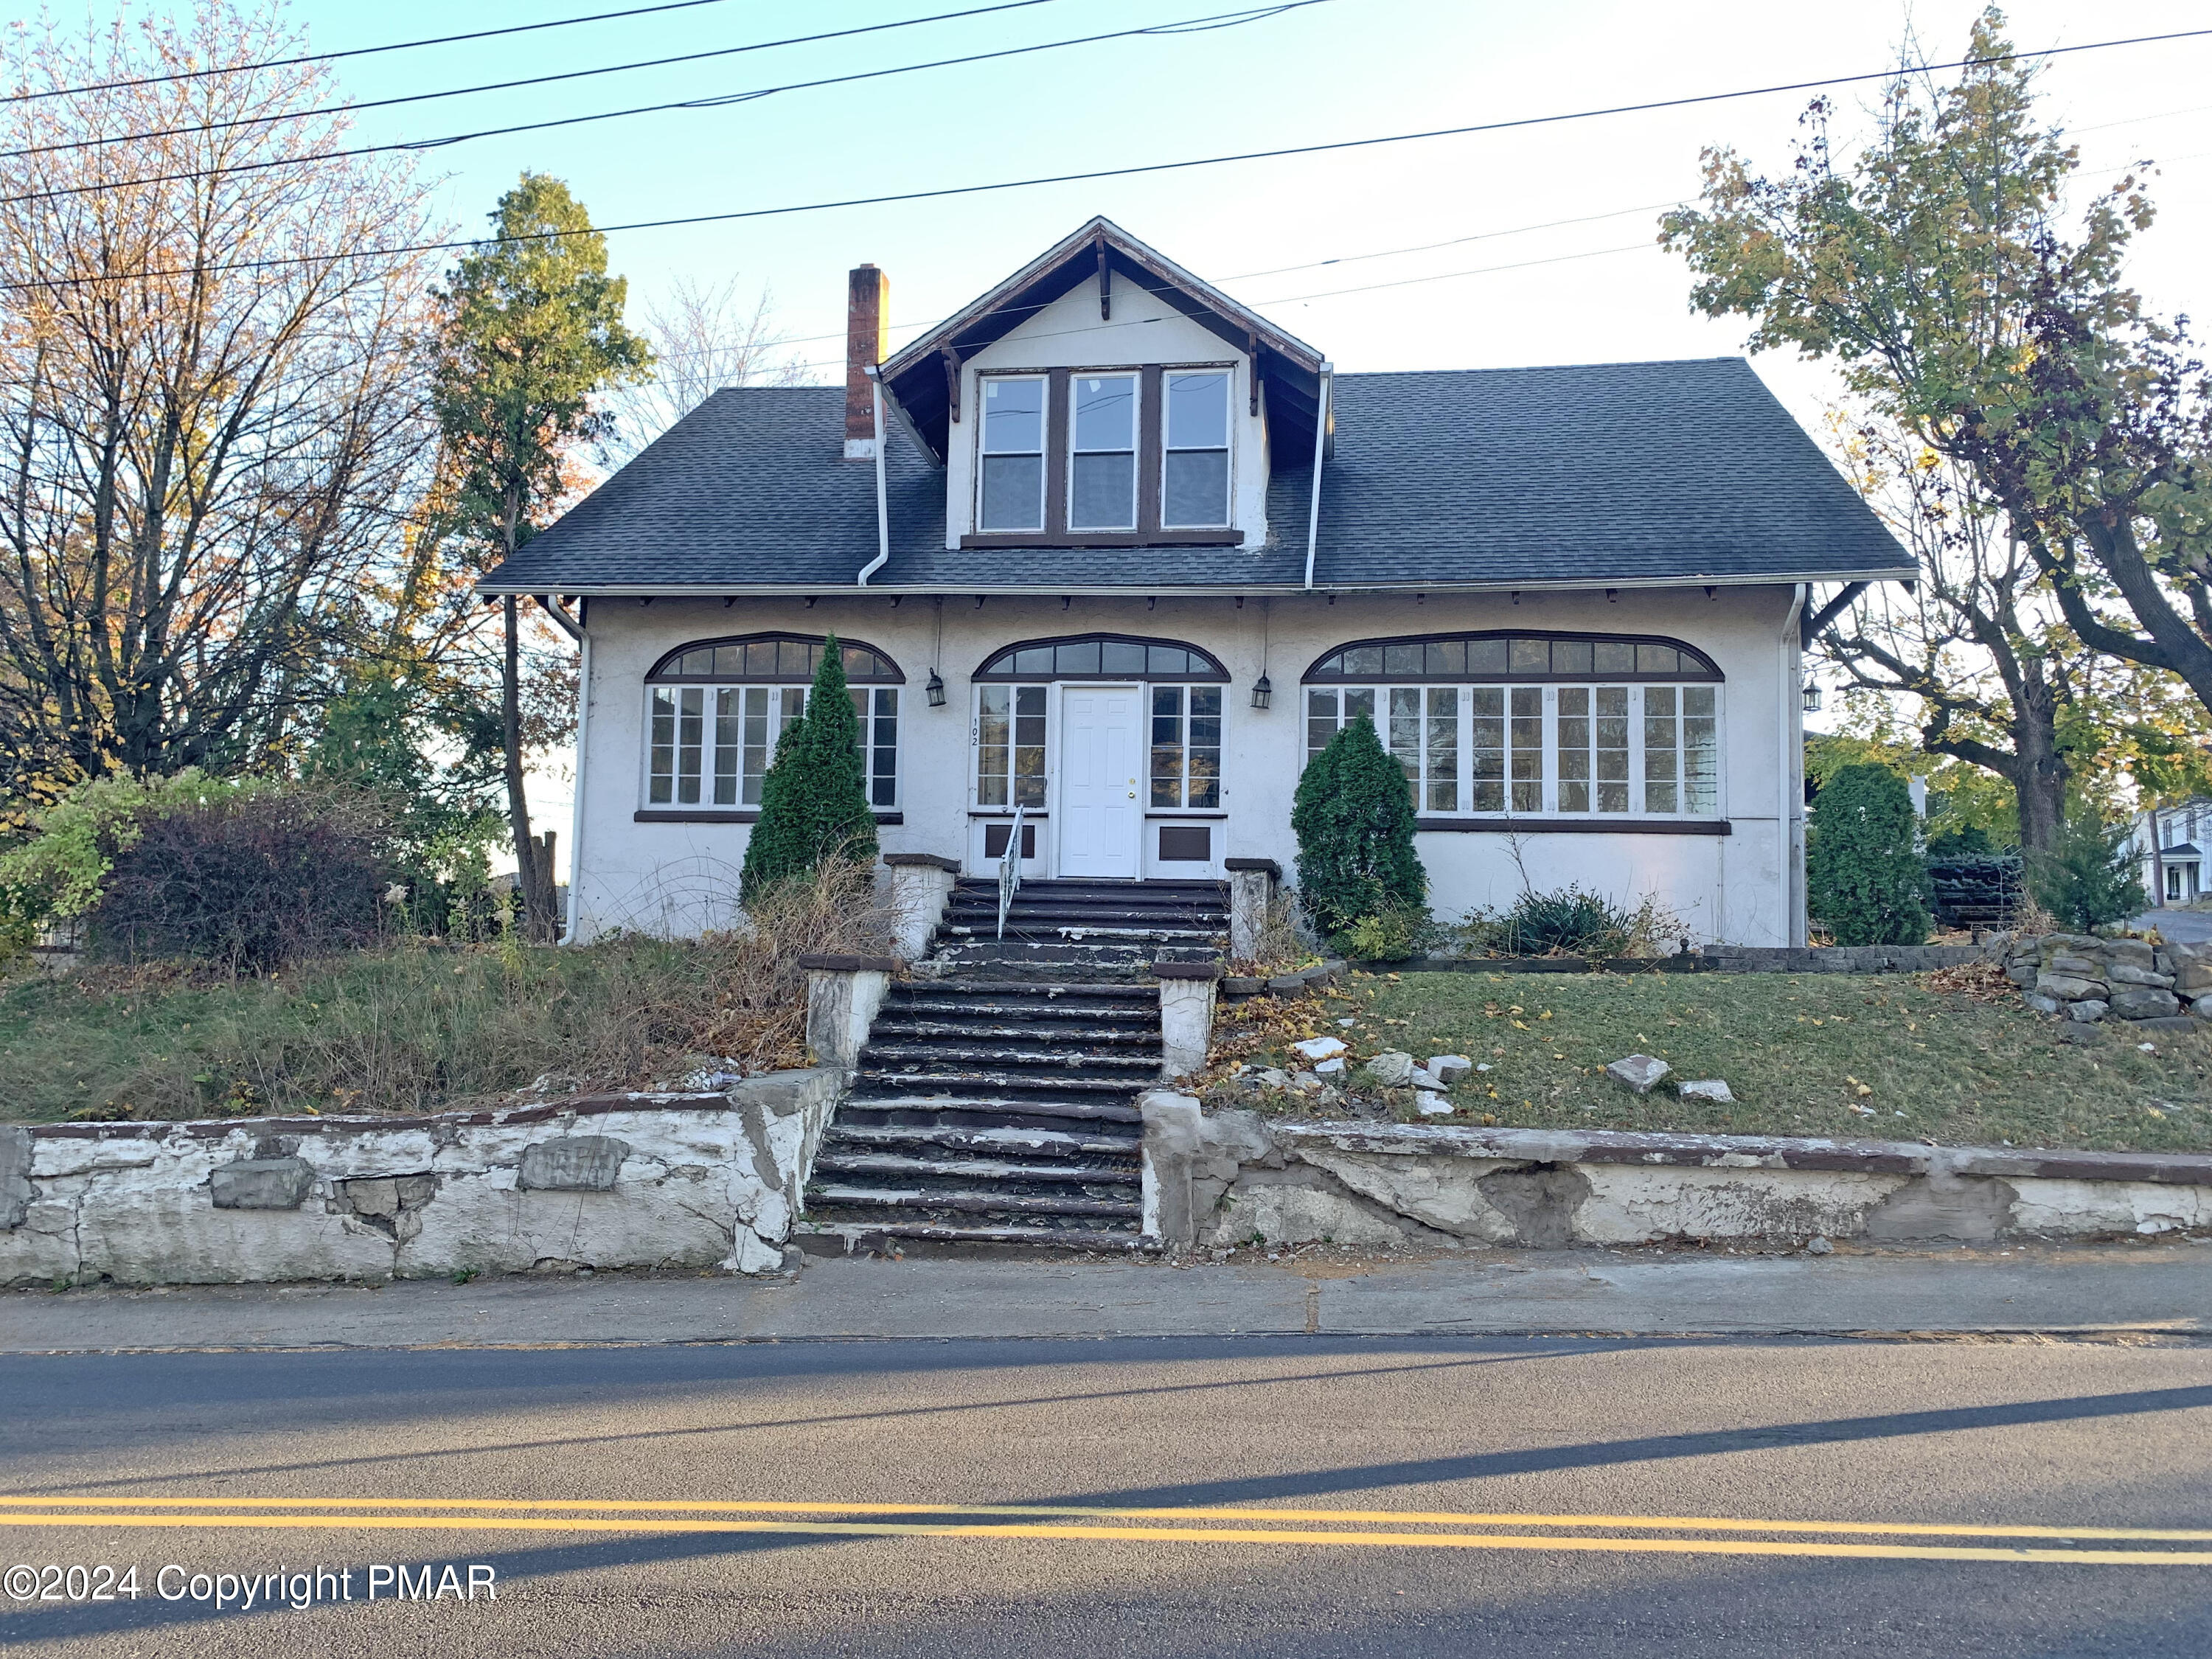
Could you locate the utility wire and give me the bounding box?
[0,0,750,105]
[1,3,1327,206]
[1,0,1071,160]
[5,24,2206,293]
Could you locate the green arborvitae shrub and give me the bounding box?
[2028,811,2146,933]
[740,636,878,903]
[1806,762,1931,946]
[1292,715,1425,942]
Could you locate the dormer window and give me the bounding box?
[978,375,1046,531]
[1163,369,1231,527]
[963,364,1244,547]
[1070,373,1138,530]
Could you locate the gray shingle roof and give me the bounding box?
[479,358,1909,595]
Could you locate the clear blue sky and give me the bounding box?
[230,0,2209,420]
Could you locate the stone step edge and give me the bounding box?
[824,1124,1141,1156]
[807,1186,1142,1218]
[813,1152,1140,1185]
[796,1221,1153,1251]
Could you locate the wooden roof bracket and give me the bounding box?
[1096,232,1111,320]
[1799,580,1868,647]
[1247,333,1262,414]
[941,345,961,423]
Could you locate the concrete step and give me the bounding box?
[813,1151,1140,1186]
[796,1221,1150,1252]
[807,1186,1142,1220]
[858,1045,1164,1074]
[868,1019,1162,1046]
[824,1123,1142,1158]
[835,1093,1145,1126]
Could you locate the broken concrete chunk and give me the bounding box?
[1679,1079,1734,1103]
[1425,1054,1473,1084]
[1415,1091,1454,1116]
[517,1135,630,1192]
[1314,1057,1346,1076]
[209,1156,316,1211]
[1363,1050,1417,1088]
[1291,1035,1347,1062]
[1605,1054,1672,1095]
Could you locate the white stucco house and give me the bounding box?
[479,218,1913,948]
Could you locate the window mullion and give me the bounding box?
[1629,684,1646,815]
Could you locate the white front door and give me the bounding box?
[1057,685,1143,878]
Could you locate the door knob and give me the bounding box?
[1127,790,1135,799]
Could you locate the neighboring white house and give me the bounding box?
[2132,800,2212,907]
[478,218,1914,948]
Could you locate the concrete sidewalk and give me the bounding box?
[2,1239,2207,1352]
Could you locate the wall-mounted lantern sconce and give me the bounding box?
[1801,682,1823,713]
[1251,675,1273,711]
[925,671,947,709]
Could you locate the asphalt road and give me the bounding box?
[2,1334,2209,1657]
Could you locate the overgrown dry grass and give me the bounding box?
[0,860,891,1124]
[1214,968,2212,1153]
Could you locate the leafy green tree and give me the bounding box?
[1807,763,1932,945]
[1663,10,2212,845]
[431,173,651,940]
[740,639,878,903]
[2028,811,2146,934]
[1292,717,1425,942]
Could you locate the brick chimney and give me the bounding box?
[844,263,887,459]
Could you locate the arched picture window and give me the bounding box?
[1303,631,1722,820]
[970,635,1229,813]
[645,633,902,811]
[973,634,1229,682]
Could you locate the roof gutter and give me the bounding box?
[1303,364,1333,591]
[473,569,1919,599]
[857,367,891,587]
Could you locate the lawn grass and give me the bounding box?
[0,938,803,1125]
[1222,969,2212,1154]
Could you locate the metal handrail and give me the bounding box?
[996,801,1026,940]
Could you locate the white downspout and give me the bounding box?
[563,619,591,945]
[858,367,891,586]
[1303,364,1333,591]
[1781,582,1807,948]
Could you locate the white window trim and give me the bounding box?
[1147,681,1227,811]
[1067,369,1141,533]
[644,683,900,810]
[1160,364,1236,530]
[975,372,1048,533]
[1305,681,1725,818]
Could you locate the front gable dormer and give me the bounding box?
[879,218,1326,552]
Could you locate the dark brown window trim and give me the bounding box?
[636,810,905,825]
[973,362,1237,543]
[967,809,1051,818]
[1144,811,1228,821]
[646,630,906,684]
[973,632,1230,682]
[1303,629,1723,685]
[1413,816,1731,836]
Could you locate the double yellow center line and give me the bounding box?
[4,1496,2209,1565]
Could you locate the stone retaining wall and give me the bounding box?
[2003,932,2212,1029]
[0,1068,843,1287]
[1358,943,1995,976]
[1138,1099,2212,1250]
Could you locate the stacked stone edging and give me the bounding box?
[2001,932,2212,1029]
[1352,944,1994,976]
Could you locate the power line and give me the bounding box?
[1220,201,1683,280]
[1,0,1071,161]
[1,2,1328,206]
[6,24,2207,293]
[1,0,749,106]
